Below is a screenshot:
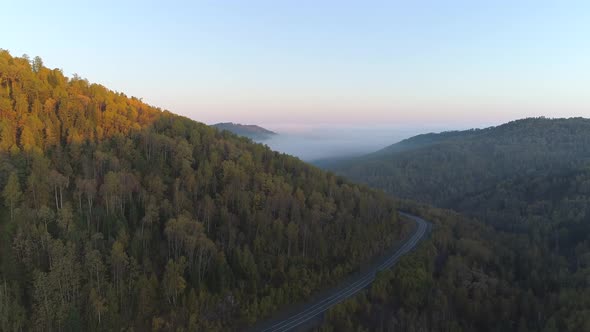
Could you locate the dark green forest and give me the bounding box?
[4,48,590,332]
[318,118,590,331]
[323,117,590,207]
[0,51,414,331]
[319,201,590,331]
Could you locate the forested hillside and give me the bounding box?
[319,200,590,332]
[325,118,590,206]
[0,50,412,331]
[317,118,590,331]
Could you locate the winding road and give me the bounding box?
[251,212,431,332]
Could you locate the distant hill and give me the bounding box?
[212,122,277,140]
[373,129,479,156]
[322,117,590,207]
[318,117,590,331]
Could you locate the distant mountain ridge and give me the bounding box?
[321,117,590,206]
[372,129,479,156]
[212,122,277,140]
[317,117,590,331]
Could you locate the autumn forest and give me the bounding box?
[0,50,412,331]
[3,47,590,332]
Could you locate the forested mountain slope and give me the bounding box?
[316,119,590,331]
[0,51,412,331]
[324,117,590,206]
[318,199,590,332]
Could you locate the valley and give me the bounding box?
[2,6,590,329]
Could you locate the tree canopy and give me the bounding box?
[0,50,410,330]
[319,118,590,331]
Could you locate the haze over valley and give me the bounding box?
[242,123,484,161]
[2,2,590,332]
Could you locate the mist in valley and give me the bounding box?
[257,124,471,161]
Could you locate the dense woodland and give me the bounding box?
[0,51,414,331]
[324,118,590,207]
[319,201,590,331]
[319,119,590,331]
[4,48,590,332]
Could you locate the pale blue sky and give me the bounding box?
[2,0,590,129]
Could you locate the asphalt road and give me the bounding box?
[252,212,431,332]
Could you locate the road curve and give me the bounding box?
[251,212,431,332]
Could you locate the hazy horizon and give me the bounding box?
[3,1,590,127]
[243,122,497,161]
[4,3,590,330]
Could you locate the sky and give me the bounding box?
[2,0,590,131]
